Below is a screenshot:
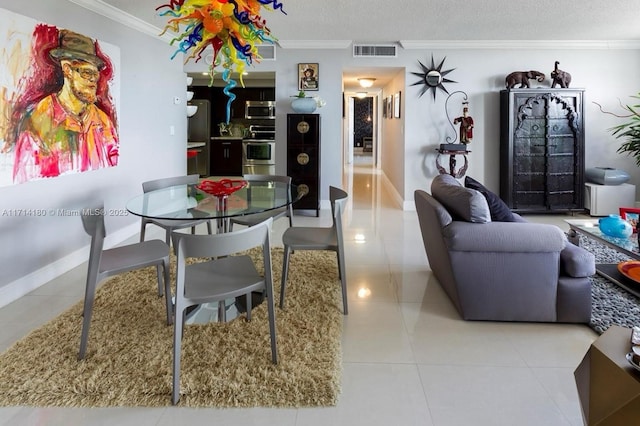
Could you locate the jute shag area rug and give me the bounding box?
[0,248,343,407]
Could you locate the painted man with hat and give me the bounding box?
[12,29,119,183]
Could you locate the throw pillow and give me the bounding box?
[464,176,517,222]
[431,174,491,223]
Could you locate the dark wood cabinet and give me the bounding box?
[192,86,274,125]
[287,114,320,216]
[209,138,243,176]
[500,89,585,213]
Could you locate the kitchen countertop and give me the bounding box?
[187,142,206,149]
[210,136,243,140]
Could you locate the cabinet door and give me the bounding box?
[210,140,242,176]
[287,114,320,146]
[287,114,320,215]
[501,89,584,213]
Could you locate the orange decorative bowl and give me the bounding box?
[195,179,248,197]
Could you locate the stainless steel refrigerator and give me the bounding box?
[187,99,210,176]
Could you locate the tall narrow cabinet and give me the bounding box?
[500,89,585,213]
[287,114,320,216]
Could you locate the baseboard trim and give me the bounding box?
[0,222,144,309]
[379,172,409,210]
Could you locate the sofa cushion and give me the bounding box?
[464,176,517,222]
[431,174,491,223]
[560,241,596,278]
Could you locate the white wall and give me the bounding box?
[403,48,640,209]
[380,71,407,203]
[187,45,640,209]
[0,1,187,305]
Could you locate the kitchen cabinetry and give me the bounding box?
[209,138,243,176]
[287,114,320,216]
[500,88,585,213]
[192,86,275,125]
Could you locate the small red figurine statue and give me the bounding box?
[453,102,474,144]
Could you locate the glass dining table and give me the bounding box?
[126,178,299,233]
[126,178,299,323]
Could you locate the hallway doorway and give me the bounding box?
[345,93,379,168]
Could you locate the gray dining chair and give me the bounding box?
[280,186,349,314]
[229,174,294,231]
[140,174,213,245]
[79,205,172,360]
[170,218,277,405]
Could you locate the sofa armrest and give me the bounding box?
[443,221,566,253]
[560,242,596,277]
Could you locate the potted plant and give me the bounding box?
[597,93,640,166]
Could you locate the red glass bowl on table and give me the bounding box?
[195,179,248,197]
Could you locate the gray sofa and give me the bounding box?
[414,174,595,323]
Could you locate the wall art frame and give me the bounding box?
[620,207,640,232]
[298,63,319,91]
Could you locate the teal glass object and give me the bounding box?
[599,214,633,238]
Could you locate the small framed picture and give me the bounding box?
[298,63,318,91]
[619,207,640,232]
[382,98,387,118]
[394,91,401,118]
[387,95,393,119]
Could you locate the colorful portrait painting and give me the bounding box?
[0,9,120,186]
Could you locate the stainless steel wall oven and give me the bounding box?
[242,124,276,175]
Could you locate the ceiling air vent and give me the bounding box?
[353,44,397,58]
[256,44,276,60]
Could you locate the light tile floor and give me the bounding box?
[0,163,597,426]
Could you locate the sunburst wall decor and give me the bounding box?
[411,55,456,101]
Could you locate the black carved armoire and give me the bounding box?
[499,89,585,213]
[287,114,320,216]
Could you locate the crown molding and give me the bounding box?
[66,2,640,51]
[399,39,640,50]
[277,40,352,49]
[67,0,173,43]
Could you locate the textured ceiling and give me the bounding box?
[97,0,640,92]
[102,0,640,42]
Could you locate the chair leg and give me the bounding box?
[336,250,348,315]
[207,221,213,235]
[245,292,252,321]
[172,305,185,405]
[165,229,171,246]
[78,276,98,360]
[155,264,164,297]
[279,246,292,309]
[218,300,226,322]
[162,259,173,325]
[140,221,146,243]
[265,280,278,364]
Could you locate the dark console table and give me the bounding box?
[436,144,470,178]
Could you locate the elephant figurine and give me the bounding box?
[551,61,571,88]
[505,70,545,89]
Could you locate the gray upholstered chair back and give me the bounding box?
[414,190,462,313]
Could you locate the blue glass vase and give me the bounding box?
[599,214,633,238]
